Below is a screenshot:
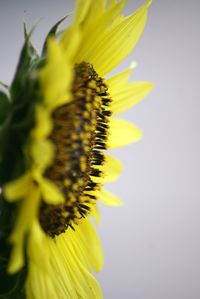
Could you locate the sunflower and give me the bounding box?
[0,0,152,298]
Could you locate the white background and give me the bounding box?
[1,1,200,298]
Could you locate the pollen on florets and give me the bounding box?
[39,62,112,237]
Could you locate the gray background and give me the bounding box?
[1,0,200,298]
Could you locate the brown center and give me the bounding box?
[39,62,112,237]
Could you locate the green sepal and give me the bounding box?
[0,24,44,184]
[0,87,39,185]
[42,15,68,55]
[0,73,40,184]
[10,24,39,106]
[0,92,10,125]
[0,112,11,179]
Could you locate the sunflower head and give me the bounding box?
[0,1,153,298]
[39,61,113,237]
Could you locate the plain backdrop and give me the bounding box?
[0,1,200,298]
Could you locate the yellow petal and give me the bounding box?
[111,82,154,114]
[74,0,92,24]
[30,138,54,172]
[39,38,72,109]
[27,220,50,269]
[26,220,103,299]
[77,264,103,299]
[8,187,40,273]
[26,261,59,299]
[108,118,143,148]
[107,67,133,91]
[78,0,151,76]
[32,105,53,139]
[7,238,24,274]
[51,227,103,298]
[92,154,122,183]
[38,177,65,204]
[3,172,32,202]
[53,233,90,297]
[26,221,59,298]
[61,24,81,62]
[84,0,106,24]
[108,0,119,8]
[79,219,104,273]
[90,204,101,224]
[108,0,126,27]
[76,0,126,65]
[103,154,122,182]
[99,189,124,206]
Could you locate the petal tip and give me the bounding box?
[146,0,153,8]
[129,60,137,70]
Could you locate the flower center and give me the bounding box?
[39,62,112,237]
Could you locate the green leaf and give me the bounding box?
[0,252,26,299]
[0,194,27,299]
[0,82,9,90]
[42,15,68,55]
[0,194,17,236]
[0,196,12,234]
[0,93,11,183]
[0,92,10,125]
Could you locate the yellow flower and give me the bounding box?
[2,0,153,298]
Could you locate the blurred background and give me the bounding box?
[0,1,200,298]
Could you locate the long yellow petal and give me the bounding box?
[55,234,89,298]
[4,172,32,202]
[78,219,104,273]
[30,138,54,172]
[38,177,65,204]
[61,24,81,62]
[39,38,71,109]
[104,154,122,181]
[91,204,101,224]
[26,221,59,299]
[76,0,126,64]
[8,187,40,273]
[27,220,50,269]
[108,118,143,148]
[78,0,151,76]
[74,0,92,24]
[52,227,103,298]
[83,0,106,25]
[100,189,124,206]
[107,67,133,90]
[111,82,153,114]
[32,105,52,139]
[92,154,122,183]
